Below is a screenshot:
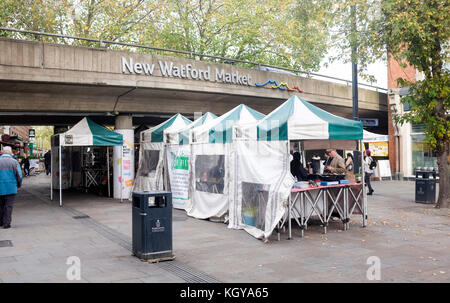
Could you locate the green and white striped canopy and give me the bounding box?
[141,113,192,143]
[192,104,265,143]
[60,117,123,146]
[165,112,217,145]
[257,96,363,141]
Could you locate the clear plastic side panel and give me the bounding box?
[194,154,225,194]
[241,182,270,230]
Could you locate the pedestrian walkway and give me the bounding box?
[0,174,449,282]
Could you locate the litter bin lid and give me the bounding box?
[133,190,172,195]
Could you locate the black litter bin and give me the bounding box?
[415,169,437,204]
[132,190,175,262]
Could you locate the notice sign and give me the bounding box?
[167,145,190,209]
[369,142,388,157]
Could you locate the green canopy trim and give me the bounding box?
[299,98,363,140]
[151,114,191,142]
[257,99,293,141]
[209,105,265,143]
[87,118,123,146]
[179,112,217,145]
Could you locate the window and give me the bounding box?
[139,150,160,176]
[241,182,270,230]
[194,155,225,194]
[411,123,437,171]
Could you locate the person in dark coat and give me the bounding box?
[0,146,23,229]
[290,152,308,181]
[23,155,30,176]
[44,150,51,175]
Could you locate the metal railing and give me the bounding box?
[0,27,387,92]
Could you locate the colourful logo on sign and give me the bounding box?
[255,78,303,92]
[171,152,189,170]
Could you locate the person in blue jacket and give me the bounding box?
[0,146,23,229]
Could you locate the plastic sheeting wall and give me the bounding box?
[186,143,229,220]
[229,139,294,239]
[134,142,164,194]
[166,144,190,209]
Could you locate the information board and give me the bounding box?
[377,160,392,179]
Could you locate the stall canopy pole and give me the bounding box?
[360,140,367,227]
[120,145,123,202]
[107,147,110,198]
[59,140,62,207]
[50,147,53,201]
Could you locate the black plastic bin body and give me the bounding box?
[132,191,173,261]
[415,170,437,204]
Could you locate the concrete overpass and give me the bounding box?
[0,37,387,132]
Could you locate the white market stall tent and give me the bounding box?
[51,117,123,206]
[187,104,265,221]
[231,95,366,239]
[363,130,388,142]
[133,114,192,195]
[164,112,217,209]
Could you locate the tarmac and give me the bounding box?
[0,173,449,283]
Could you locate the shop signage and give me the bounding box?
[359,118,379,127]
[29,129,35,138]
[122,57,252,86]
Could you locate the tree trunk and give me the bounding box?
[436,144,449,208]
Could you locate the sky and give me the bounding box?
[317,58,388,89]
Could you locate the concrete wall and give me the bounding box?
[0,37,387,116]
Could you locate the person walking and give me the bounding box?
[364,149,375,195]
[23,155,30,176]
[44,150,51,175]
[0,146,23,229]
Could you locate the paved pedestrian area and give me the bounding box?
[0,174,449,283]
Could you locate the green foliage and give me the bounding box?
[332,0,449,152]
[0,0,331,72]
[34,126,54,151]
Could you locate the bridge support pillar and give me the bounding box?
[113,115,134,200]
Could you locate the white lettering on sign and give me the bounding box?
[122,57,155,75]
[122,57,251,86]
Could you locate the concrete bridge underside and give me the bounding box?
[0,38,388,133]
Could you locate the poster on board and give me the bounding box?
[369,142,388,157]
[166,144,190,209]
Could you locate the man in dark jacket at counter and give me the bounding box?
[0,146,23,229]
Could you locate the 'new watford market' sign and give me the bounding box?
[121,57,303,92]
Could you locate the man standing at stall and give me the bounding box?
[324,149,346,174]
[0,146,22,229]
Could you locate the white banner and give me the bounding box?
[166,144,190,209]
[113,129,134,199]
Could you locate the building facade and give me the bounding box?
[387,57,439,179]
[0,125,32,155]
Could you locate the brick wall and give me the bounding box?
[9,126,31,142]
[387,56,416,174]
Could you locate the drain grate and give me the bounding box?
[0,240,13,248]
[73,215,90,219]
[23,187,221,283]
[157,261,221,283]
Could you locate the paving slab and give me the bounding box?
[0,174,449,283]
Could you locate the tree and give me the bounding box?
[0,0,332,72]
[330,0,449,207]
[34,126,54,151]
